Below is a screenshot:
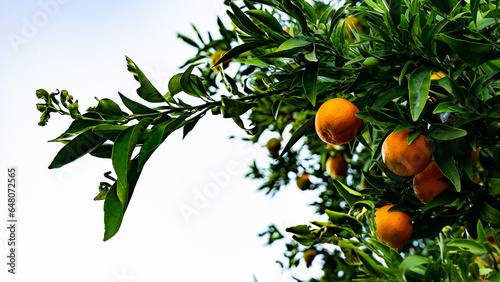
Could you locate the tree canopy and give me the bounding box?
[36,0,500,280]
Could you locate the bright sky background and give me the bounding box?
[0,1,326,281]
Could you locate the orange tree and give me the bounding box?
[36,0,500,280]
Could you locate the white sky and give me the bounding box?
[0,1,326,281]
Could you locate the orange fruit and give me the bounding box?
[382,129,433,176]
[326,153,348,177]
[211,50,230,71]
[266,138,281,158]
[374,205,413,249]
[315,98,363,145]
[343,16,362,37]
[413,162,451,204]
[431,72,445,80]
[296,173,312,191]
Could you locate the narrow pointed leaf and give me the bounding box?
[103,183,123,241]
[119,92,158,115]
[126,56,166,103]
[48,129,106,169]
[278,116,315,159]
[112,118,152,204]
[302,61,319,106]
[408,68,432,121]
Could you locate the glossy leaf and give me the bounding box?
[430,124,467,140]
[126,56,166,103]
[118,92,158,115]
[137,115,189,171]
[302,61,319,106]
[276,36,310,51]
[435,34,495,66]
[408,68,432,121]
[246,9,284,34]
[93,124,129,141]
[221,96,256,118]
[48,129,106,169]
[332,179,363,208]
[214,41,268,67]
[49,120,102,142]
[434,141,461,192]
[277,116,315,159]
[103,183,123,241]
[228,2,264,36]
[112,118,152,204]
[90,143,113,159]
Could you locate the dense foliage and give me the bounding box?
[37,0,500,280]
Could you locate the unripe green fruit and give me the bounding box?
[266,138,281,157]
[362,56,380,67]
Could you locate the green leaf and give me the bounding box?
[214,41,268,67]
[103,183,123,241]
[94,98,123,116]
[477,220,488,243]
[488,178,500,196]
[332,179,363,208]
[93,124,129,141]
[400,255,428,279]
[480,202,500,224]
[48,129,106,169]
[246,9,284,34]
[435,34,495,66]
[112,118,152,204]
[137,115,189,171]
[433,141,461,192]
[276,36,310,51]
[428,0,453,13]
[302,61,319,106]
[182,114,203,139]
[168,73,183,96]
[422,188,459,212]
[479,150,500,177]
[430,124,468,140]
[228,2,264,36]
[278,116,315,159]
[389,0,402,28]
[325,210,362,234]
[126,56,166,103]
[118,92,158,115]
[221,96,256,118]
[447,239,486,252]
[408,68,432,121]
[90,143,113,159]
[352,246,387,278]
[180,64,206,97]
[285,224,312,236]
[176,33,199,48]
[49,120,102,142]
[372,86,407,109]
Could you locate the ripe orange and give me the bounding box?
[326,153,348,177]
[296,173,312,191]
[413,162,451,204]
[315,98,363,145]
[211,50,230,71]
[374,205,413,249]
[431,71,445,80]
[343,16,362,37]
[382,129,433,176]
